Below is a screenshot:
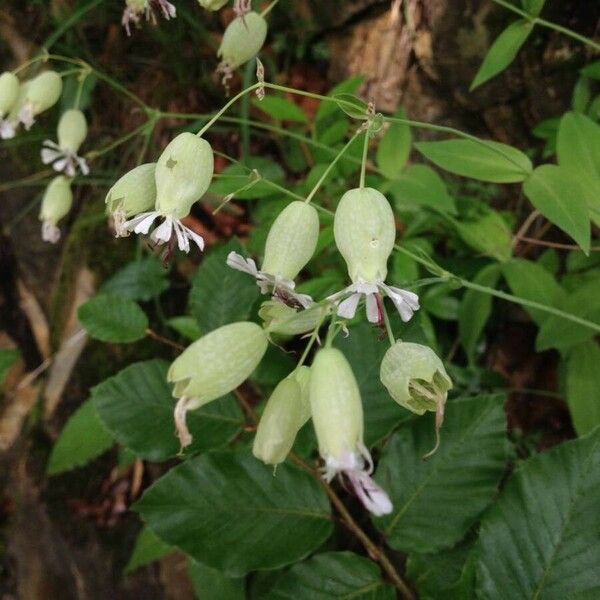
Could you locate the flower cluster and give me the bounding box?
[122,0,176,36]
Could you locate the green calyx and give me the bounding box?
[105,162,157,217]
[57,109,87,153]
[218,12,268,70]
[0,72,20,116]
[40,175,73,225]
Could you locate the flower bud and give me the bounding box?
[168,321,268,447]
[259,301,325,336]
[380,342,452,416]
[333,187,396,283]
[310,348,363,466]
[218,12,268,70]
[0,72,19,117]
[261,201,320,281]
[16,71,63,126]
[198,0,229,9]
[57,109,87,153]
[155,132,214,218]
[105,163,157,236]
[253,366,311,465]
[39,175,73,243]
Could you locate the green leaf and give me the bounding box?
[502,258,567,326]
[93,360,243,461]
[78,295,148,343]
[167,316,202,341]
[0,348,20,385]
[389,164,456,214]
[459,263,502,362]
[266,552,395,599]
[406,543,475,600]
[566,341,600,436]
[47,399,114,475]
[376,108,412,180]
[135,449,333,576]
[453,209,513,262]
[421,284,459,321]
[476,429,600,599]
[415,139,532,183]
[523,165,591,254]
[316,76,364,122]
[100,257,169,302]
[471,20,533,90]
[253,96,307,123]
[536,277,600,352]
[189,239,260,333]
[125,526,173,574]
[188,559,245,600]
[556,112,600,219]
[333,93,368,119]
[334,322,410,445]
[521,0,546,16]
[580,60,600,80]
[373,394,507,553]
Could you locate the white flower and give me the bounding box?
[226,251,314,308]
[328,279,419,324]
[124,211,204,253]
[122,0,176,36]
[41,140,89,177]
[18,103,35,130]
[0,119,15,139]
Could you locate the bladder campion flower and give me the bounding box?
[10,71,62,131]
[310,347,393,516]
[329,187,419,324]
[227,201,319,307]
[41,109,90,177]
[123,132,214,254]
[122,0,176,36]
[0,72,20,139]
[168,321,268,448]
[253,366,311,466]
[105,163,157,237]
[39,175,73,243]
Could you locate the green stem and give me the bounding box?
[304,130,361,203]
[297,311,327,368]
[74,68,90,109]
[260,0,279,17]
[86,121,151,160]
[41,0,103,51]
[490,0,600,51]
[359,128,369,188]
[382,303,395,346]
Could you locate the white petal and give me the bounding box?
[41,148,62,164]
[151,217,173,244]
[226,251,258,276]
[75,155,90,176]
[365,293,380,323]
[0,120,15,139]
[126,211,160,234]
[337,292,362,320]
[345,470,393,517]
[381,283,420,322]
[41,221,60,243]
[53,156,70,173]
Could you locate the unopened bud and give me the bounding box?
[333,187,396,283]
[105,163,157,220]
[57,109,87,153]
[39,175,73,243]
[155,132,214,218]
[252,366,311,465]
[168,321,268,448]
[16,71,63,125]
[259,301,325,336]
[198,0,229,9]
[218,12,268,70]
[261,201,320,280]
[0,72,19,116]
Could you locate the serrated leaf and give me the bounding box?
[100,257,169,301]
[416,139,532,183]
[333,322,410,445]
[502,258,567,326]
[376,108,412,179]
[389,164,456,214]
[189,239,260,333]
[266,552,395,599]
[476,429,600,599]
[333,93,368,119]
[135,449,333,576]
[535,277,600,352]
[188,559,245,600]
[47,399,113,475]
[459,263,502,362]
[125,526,173,574]
[253,96,307,123]
[78,295,148,343]
[566,341,600,436]
[0,348,20,385]
[523,165,591,254]
[471,20,533,90]
[93,360,243,461]
[373,395,507,553]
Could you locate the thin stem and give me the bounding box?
[490,0,600,51]
[382,303,395,346]
[305,130,362,203]
[41,0,103,51]
[260,0,279,17]
[359,128,369,188]
[74,68,91,110]
[145,329,184,351]
[86,121,151,160]
[296,310,328,367]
